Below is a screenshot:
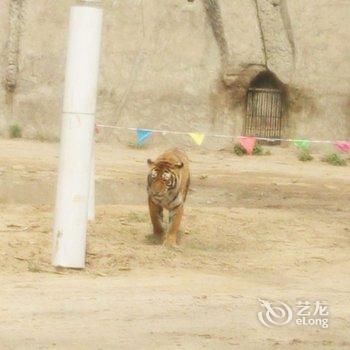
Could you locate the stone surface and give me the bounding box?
[0,0,349,144]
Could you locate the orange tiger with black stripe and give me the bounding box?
[147,148,190,246]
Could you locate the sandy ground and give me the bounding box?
[0,139,349,349]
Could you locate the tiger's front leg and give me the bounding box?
[164,205,183,246]
[148,196,164,242]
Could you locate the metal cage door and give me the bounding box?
[244,88,283,143]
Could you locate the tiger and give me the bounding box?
[147,148,190,246]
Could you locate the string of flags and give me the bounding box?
[95,123,350,154]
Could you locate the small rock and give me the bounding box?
[118,266,131,271]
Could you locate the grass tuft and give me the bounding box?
[298,149,313,162]
[233,143,270,156]
[128,142,146,150]
[233,143,247,156]
[27,260,41,273]
[253,145,265,156]
[321,153,346,166]
[9,124,22,138]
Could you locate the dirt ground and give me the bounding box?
[0,139,349,350]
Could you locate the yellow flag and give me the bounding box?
[189,132,205,146]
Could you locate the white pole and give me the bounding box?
[52,3,103,268]
[88,147,95,221]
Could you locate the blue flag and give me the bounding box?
[136,128,152,145]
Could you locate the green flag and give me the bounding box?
[293,139,310,149]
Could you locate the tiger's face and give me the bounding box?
[147,160,183,197]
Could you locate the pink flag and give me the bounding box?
[334,141,350,153]
[240,136,256,155]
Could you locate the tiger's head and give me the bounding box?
[147,159,183,197]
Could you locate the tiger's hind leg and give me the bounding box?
[148,196,164,242]
[164,205,183,247]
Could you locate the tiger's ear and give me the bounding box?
[147,159,154,167]
[174,162,184,169]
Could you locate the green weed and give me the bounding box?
[9,124,22,138]
[321,153,346,166]
[298,149,313,162]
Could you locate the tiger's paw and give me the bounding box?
[163,235,178,248]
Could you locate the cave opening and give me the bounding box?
[244,70,286,144]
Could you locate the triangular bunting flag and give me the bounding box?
[189,132,205,146]
[136,128,152,145]
[334,141,350,153]
[293,139,310,150]
[240,136,256,155]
